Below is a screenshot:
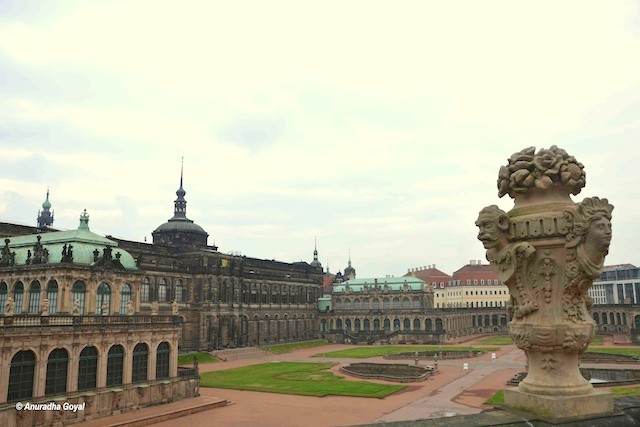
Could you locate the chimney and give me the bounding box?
[470,260,476,265]
[477,259,482,265]
[433,264,436,269]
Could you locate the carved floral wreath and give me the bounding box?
[498,146,586,198]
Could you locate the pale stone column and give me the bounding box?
[123,344,133,384]
[170,340,178,378]
[478,146,614,419]
[68,346,80,393]
[35,345,48,398]
[112,288,120,315]
[0,348,12,403]
[149,342,157,381]
[97,346,108,388]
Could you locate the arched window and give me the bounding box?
[363,319,370,331]
[412,297,421,308]
[336,319,342,329]
[175,280,183,303]
[373,298,380,309]
[384,319,391,331]
[46,280,58,314]
[141,277,150,303]
[45,348,69,396]
[402,298,410,309]
[28,281,40,314]
[393,298,400,309]
[78,347,98,391]
[354,318,361,331]
[393,318,400,330]
[251,284,258,304]
[156,342,171,380]
[413,318,420,330]
[345,299,351,309]
[354,298,361,309]
[261,285,268,304]
[345,319,351,330]
[96,283,111,315]
[363,298,370,309]
[132,343,149,383]
[120,284,132,314]
[383,298,390,309]
[106,345,124,387]
[271,286,278,304]
[426,318,433,330]
[8,350,35,402]
[373,319,380,330]
[336,299,343,309]
[158,279,167,303]
[403,318,410,330]
[0,282,7,314]
[71,281,86,314]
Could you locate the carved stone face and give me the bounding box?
[476,213,507,249]
[585,216,612,254]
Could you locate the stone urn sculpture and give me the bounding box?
[476,146,613,419]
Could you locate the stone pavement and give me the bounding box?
[151,342,528,426]
[373,347,524,422]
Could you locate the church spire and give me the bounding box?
[173,157,187,219]
[37,188,54,228]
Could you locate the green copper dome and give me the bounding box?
[5,210,137,270]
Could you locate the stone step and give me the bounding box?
[78,396,229,427]
[213,347,272,361]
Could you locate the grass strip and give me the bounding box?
[178,352,219,365]
[314,345,497,359]
[476,336,513,345]
[200,362,405,398]
[484,390,504,405]
[265,340,328,354]
[585,347,640,357]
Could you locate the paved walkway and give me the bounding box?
[373,347,524,422]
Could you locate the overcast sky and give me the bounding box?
[1,1,639,278]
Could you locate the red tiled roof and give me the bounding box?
[451,264,499,284]
[403,268,451,288]
[322,274,336,292]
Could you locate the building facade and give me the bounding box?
[320,276,509,343]
[588,264,640,305]
[0,211,197,426]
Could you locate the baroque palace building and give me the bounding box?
[0,207,198,426]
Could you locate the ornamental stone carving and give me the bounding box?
[478,146,614,419]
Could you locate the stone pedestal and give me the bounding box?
[477,146,615,420]
[504,388,614,420]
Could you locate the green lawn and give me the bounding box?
[314,345,497,359]
[199,362,405,398]
[585,347,640,357]
[484,390,504,405]
[265,340,328,354]
[178,352,219,365]
[477,335,603,346]
[611,386,640,397]
[476,336,513,345]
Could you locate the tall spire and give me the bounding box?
[348,249,351,267]
[310,236,322,268]
[173,157,187,219]
[37,188,54,228]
